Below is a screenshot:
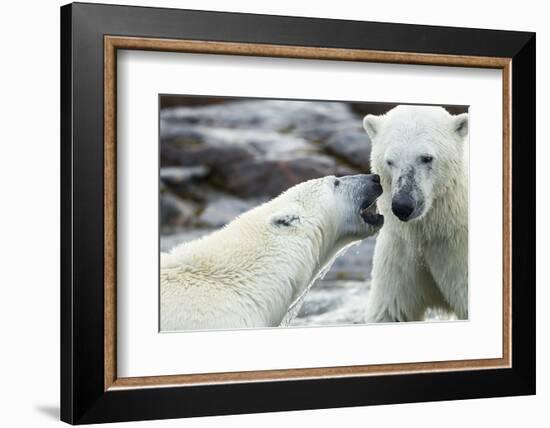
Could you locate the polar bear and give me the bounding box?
[363,105,468,322]
[161,174,384,331]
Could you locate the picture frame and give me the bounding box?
[60,2,535,424]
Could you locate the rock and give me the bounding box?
[215,154,344,198]
[322,238,376,281]
[296,121,353,142]
[335,164,360,177]
[160,165,216,201]
[296,289,344,317]
[297,122,372,171]
[160,165,209,184]
[198,197,259,227]
[164,126,314,153]
[229,130,314,156]
[324,126,372,171]
[160,125,209,144]
[162,142,256,168]
[160,99,357,133]
[160,168,232,203]
[161,126,318,168]
[160,192,198,228]
[169,181,229,204]
[291,280,371,326]
[160,100,367,199]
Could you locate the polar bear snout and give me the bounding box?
[344,174,384,228]
[389,168,426,222]
[392,193,415,221]
[338,174,382,208]
[359,174,383,209]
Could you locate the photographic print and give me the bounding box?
[62,5,534,422]
[159,96,469,331]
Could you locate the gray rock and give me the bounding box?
[164,126,313,152]
[160,100,367,201]
[296,291,344,317]
[297,122,372,171]
[198,197,258,227]
[322,237,376,281]
[296,121,354,142]
[215,154,343,198]
[160,165,217,201]
[160,192,198,228]
[161,126,318,169]
[160,165,209,184]
[162,142,256,168]
[324,126,372,171]
[160,125,209,144]
[160,100,357,133]
[291,280,371,326]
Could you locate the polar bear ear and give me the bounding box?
[363,114,383,139]
[454,113,469,138]
[269,208,301,228]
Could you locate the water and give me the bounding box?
[280,241,362,326]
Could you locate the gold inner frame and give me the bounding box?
[104,35,512,391]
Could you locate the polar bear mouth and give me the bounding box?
[359,201,384,227]
[361,211,384,226]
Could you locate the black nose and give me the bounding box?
[392,194,415,221]
[371,174,380,184]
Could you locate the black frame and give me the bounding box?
[61,2,536,424]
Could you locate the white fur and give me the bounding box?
[161,175,382,331]
[363,106,468,321]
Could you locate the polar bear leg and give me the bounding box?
[425,244,468,319]
[366,269,436,322]
[365,231,444,322]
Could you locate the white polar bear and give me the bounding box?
[161,174,384,331]
[363,105,469,322]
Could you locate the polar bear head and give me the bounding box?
[363,105,468,222]
[266,174,384,244]
[254,174,383,284]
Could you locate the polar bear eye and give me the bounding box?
[420,155,434,164]
[386,160,394,167]
[333,178,340,187]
